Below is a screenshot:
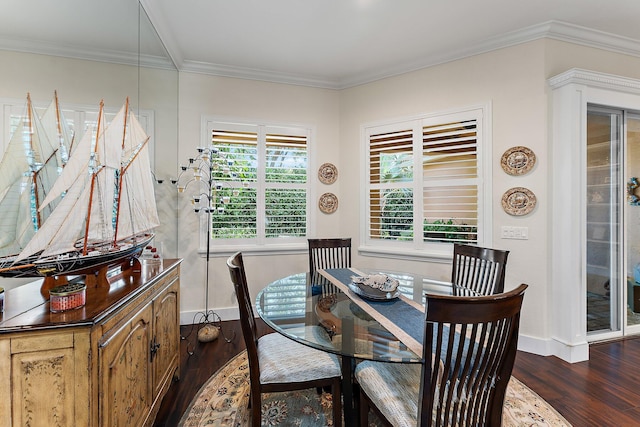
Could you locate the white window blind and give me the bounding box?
[207,120,309,243]
[422,119,478,243]
[365,107,485,250]
[265,132,307,238]
[211,129,258,239]
[368,128,414,240]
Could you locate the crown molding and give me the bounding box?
[179,59,339,89]
[548,68,640,94]
[544,20,640,58]
[3,17,640,89]
[0,36,175,71]
[171,20,640,90]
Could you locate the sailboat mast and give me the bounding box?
[54,90,74,162]
[54,91,65,162]
[26,93,43,229]
[82,100,104,256]
[112,97,129,246]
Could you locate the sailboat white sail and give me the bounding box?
[116,101,160,240]
[18,126,96,260]
[11,97,157,276]
[0,93,70,258]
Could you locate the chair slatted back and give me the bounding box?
[308,238,352,274]
[419,284,527,426]
[227,252,261,388]
[452,243,509,295]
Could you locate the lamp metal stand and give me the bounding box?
[173,146,235,356]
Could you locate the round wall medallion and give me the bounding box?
[318,163,338,184]
[319,192,338,214]
[502,187,536,216]
[501,146,536,176]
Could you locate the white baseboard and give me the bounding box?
[517,334,589,362]
[180,312,590,363]
[516,334,554,356]
[180,307,238,326]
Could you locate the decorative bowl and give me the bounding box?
[351,274,399,292]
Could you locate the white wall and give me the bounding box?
[175,39,640,357]
[175,42,552,351]
[6,38,640,358]
[339,41,550,349]
[176,73,341,321]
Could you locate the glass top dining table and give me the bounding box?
[256,267,463,364]
[256,267,472,426]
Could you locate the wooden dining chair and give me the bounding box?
[452,243,510,295]
[308,238,352,274]
[226,252,343,427]
[355,283,528,427]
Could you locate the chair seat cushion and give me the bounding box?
[355,361,420,427]
[258,332,341,384]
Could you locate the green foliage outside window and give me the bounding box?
[209,130,307,239]
[423,219,476,243]
[380,188,413,240]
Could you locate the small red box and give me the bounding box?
[50,282,87,313]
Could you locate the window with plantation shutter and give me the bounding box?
[210,128,258,239]
[264,132,307,237]
[364,106,488,252]
[205,119,310,246]
[368,127,415,240]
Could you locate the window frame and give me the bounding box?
[200,115,316,255]
[359,103,492,261]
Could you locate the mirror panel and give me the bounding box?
[0,1,178,288]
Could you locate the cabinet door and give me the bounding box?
[152,278,180,398]
[2,332,86,427]
[99,304,153,427]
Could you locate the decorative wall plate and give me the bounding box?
[501,146,536,176]
[318,163,338,184]
[501,187,536,216]
[319,192,338,214]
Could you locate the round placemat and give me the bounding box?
[319,192,338,214]
[501,146,536,176]
[501,187,536,216]
[318,163,338,184]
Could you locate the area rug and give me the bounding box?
[178,351,571,426]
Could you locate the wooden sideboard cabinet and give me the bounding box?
[0,259,182,427]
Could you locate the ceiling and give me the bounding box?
[2,0,640,89]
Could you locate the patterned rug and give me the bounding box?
[178,351,571,426]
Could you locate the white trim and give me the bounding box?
[195,115,316,253]
[549,68,640,362]
[360,103,492,259]
[144,19,640,89]
[180,306,238,326]
[0,36,174,71]
[179,304,552,358]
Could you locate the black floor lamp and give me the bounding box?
[173,145,235,353]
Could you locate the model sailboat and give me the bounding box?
[0,96,158,279]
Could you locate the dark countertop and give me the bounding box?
[0,258,181,333]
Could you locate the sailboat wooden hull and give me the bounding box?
[0,233,154,278]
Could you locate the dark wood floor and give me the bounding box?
[154,321,640,427]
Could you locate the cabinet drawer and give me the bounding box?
[11,332,74,353]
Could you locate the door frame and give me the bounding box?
[550,69,640,362]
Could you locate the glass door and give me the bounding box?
[625,114,640,333]
[586,106,640,338]
[586,107,621,336]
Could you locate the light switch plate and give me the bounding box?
[501,226,528,240]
